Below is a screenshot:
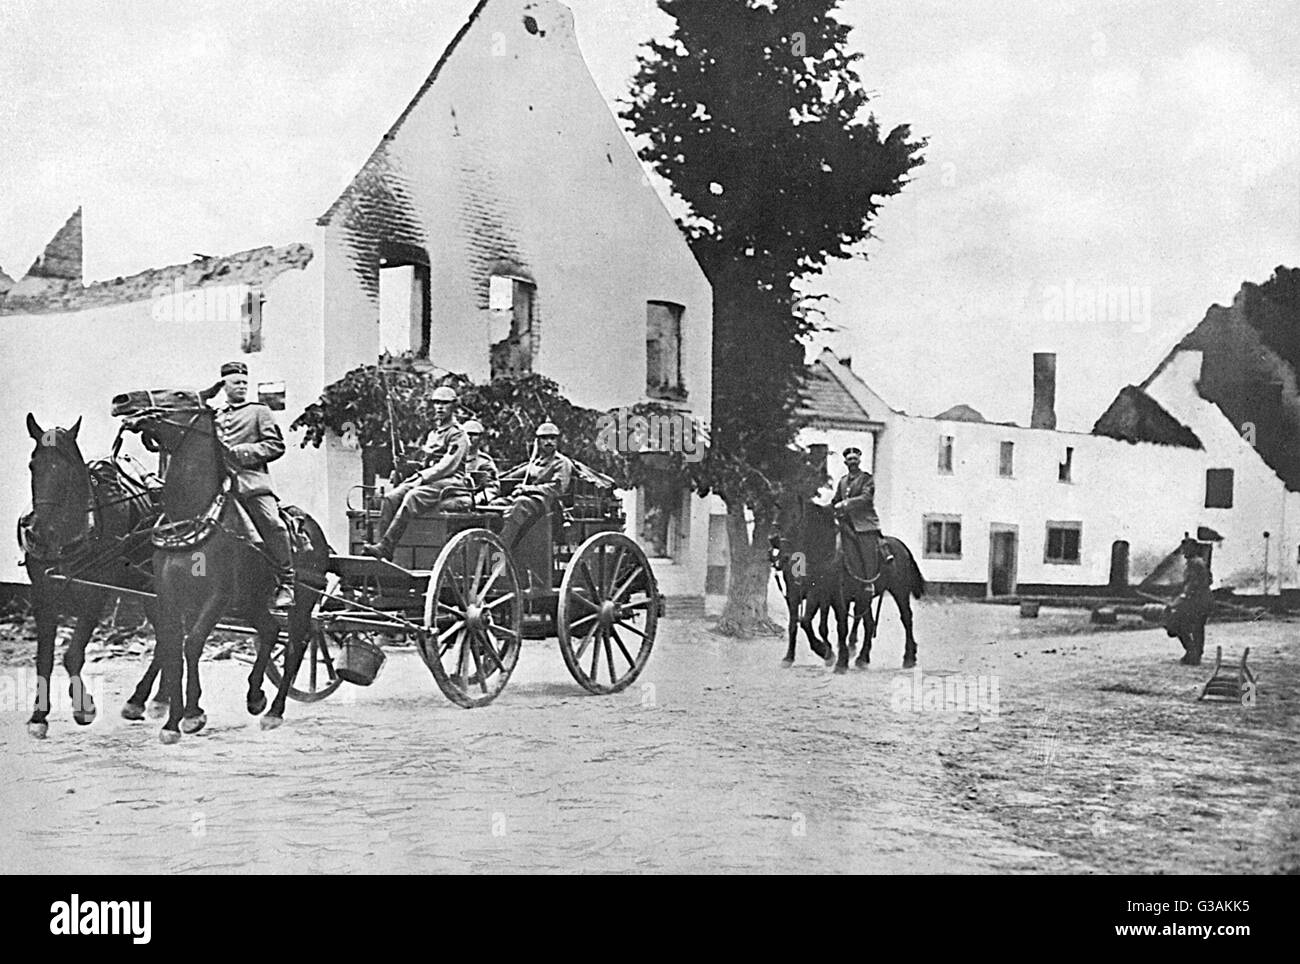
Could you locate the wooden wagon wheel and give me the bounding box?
[557,531,659,695]
[263,627,345,702]
[420,528,522,708]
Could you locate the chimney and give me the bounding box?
[841,355,853,370]
[1031,352,1057,430]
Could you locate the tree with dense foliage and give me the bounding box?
[621,0,925,633]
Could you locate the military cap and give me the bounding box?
[535,421,560,438]
[842,445,862,456]
[221,361,248,376]
[430,385,458,403]
[462,419,484,434]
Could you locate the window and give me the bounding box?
[923,514,962,559]
[639,469,687,559]
[379,244,431,358]
[1058,446,1074,482]
[489,275,536,379]
[240,287,264,353]
[1045,522,1082,564]
[1205,468,1234,508]
[938,435,954,474]
[647,301,685,399]
[999,440,1014,477]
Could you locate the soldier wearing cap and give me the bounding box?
[215,361,296,608]
[831,445,891,580]
[461,419,500,504]
[362,384,469,561]
[1167,536,1212,665]
[497,421,574,550]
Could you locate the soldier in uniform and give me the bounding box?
[1169,537,1212,665]
[214,361,296,609]
[497,422,573,551]
[461,419,500,504]
[831,445,892,581]
[362,385,468,561]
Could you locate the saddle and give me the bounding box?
[229,501,325,560]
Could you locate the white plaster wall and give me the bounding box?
[318,0,714,595]
[1145,350,1299,591]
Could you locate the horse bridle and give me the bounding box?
[23,435,98,563]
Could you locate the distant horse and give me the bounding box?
[115,388,329,744]
[773,496,926,672]
[20,414,162,738]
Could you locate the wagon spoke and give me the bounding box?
[604,630,617,681]
[609,626,637,668]
[480,558,507,599]
[570,591,601,613]
[614,620,651,642]
[620,598,652,611]
[471,543,489,598]
[487,624,520,641]
[606,547,626,596]
[466,631,489,694]
[455,628,471,686]
[437,619,466,652]
[437,600,466,619]
[590,627,603,681]
[482,590,516,611]
[611,566,642,603]
[573,625,598,662]
[478,634,505,674]
[579,561,602,602]
[568,612,599,630]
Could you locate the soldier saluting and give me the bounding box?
[831,445,892,581]
[215,361,296,609]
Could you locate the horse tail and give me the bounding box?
[888,537,925,598]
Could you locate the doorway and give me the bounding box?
[988,525,1018,597]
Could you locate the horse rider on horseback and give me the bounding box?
[215,361,296,609]
[362,385,469,561]
[496,421,573,551]
[831,446,893,582]
[461,419,500,504]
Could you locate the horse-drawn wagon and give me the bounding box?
[22,390,662,741]
[288,469,663,708]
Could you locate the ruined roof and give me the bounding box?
[318,0,489,226]
[0,243,313,316]
[934,403,987,423]
[798,356,884,429]
[0,267,12,298]
[1091,385,1202,449]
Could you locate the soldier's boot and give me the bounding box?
[273,567,296,610]
[266,529,296,610]
[360,541,393,562]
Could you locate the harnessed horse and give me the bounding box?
[20,414,163,738]
[773,495,925,672]
[114,388,329,744]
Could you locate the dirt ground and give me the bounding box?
[0,599,1295,874]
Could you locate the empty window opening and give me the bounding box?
[1204,468,1234,508]
[999,440,1014,477]
[938,435,954,474]
[924,515,962,558]
[647,301,685,399]
[1058,446,1074,483]
[490,275,536,379]
[379,244,431,358]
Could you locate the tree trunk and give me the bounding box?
[714,499,783,637]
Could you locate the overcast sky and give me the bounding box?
[2,0,1296,427]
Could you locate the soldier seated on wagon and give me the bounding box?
[361,385,469,561]
[494,421,574,552]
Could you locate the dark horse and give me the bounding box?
[773,496,926,673]
[114,388,329,744]
[20,414,162,738]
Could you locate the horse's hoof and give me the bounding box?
[27,721,48,740]
[180,713,207,735]
[823,657,836,669]
[902,657,916,669]
[260,714,284,731]
[247,692,268,716]
[146,700,169,720]
[833,664,849,675]
[72,707,97,726]
[121,702,145,721]
[854,660,870,671]
[780,658,794,668]
[159,729,182,745]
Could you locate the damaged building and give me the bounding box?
[0,0,713,604]
[760,291,1300,601]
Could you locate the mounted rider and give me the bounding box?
[362,385,469,561]
[215,361,296,609]
[831,445,893,582]
[496,421,573,551]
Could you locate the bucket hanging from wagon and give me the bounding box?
[335,635,387,686]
